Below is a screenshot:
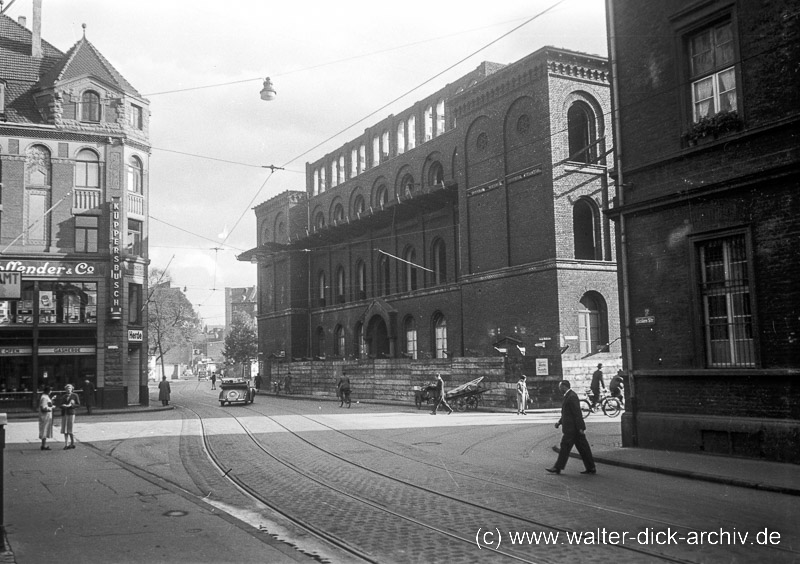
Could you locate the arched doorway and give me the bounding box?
[366,315,390,358]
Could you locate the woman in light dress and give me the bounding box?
[38,386,54,450]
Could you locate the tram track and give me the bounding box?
[167,386,797,563]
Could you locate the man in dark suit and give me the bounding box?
[546,380,596,475]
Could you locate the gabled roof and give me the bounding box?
[36,36,142,97]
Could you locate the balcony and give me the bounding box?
[72,188,101,212]
[128,192,145,218]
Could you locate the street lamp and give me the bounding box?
[260,77,276,101]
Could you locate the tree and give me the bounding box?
[147,268,200,379]
[223,311,258,378]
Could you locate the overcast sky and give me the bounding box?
[6,0,608,325]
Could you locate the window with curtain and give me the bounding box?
[81,90,101,122]
[689,20,737,122]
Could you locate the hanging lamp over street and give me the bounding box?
[260,77,276,101]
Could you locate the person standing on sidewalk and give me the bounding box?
[38,386,54,450]
[547,380,596,475]
[82,378,95,415]
[210,372,217,390]
[516,374,529,415]
[60,384,80,450]
[590,363,605,408]
[430,374,452,415]
[158,376,171,406]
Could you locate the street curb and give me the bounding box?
[2,405,175,420]
[553,446,800,496]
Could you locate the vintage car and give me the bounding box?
[218,379,256,406]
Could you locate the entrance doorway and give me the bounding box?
[366,315,390,358]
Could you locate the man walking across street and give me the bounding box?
[547,380,596,475]
[430,373,452,415]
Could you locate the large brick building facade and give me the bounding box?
[0,6,150,407]
[606,0,800,461]
[242,46,619,387]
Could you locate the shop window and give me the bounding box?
[433,312,448,358]
[128,283,142,325]
[128,219,143,256]
[1,282,97,325]
[75,216,98,253]
[567,102,597,164]
[81,90,101,122]
[697,233,755,367]
[404,316,418,359]
[689,19,737,122]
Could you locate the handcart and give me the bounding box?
[445,376,488,411]
[413,383,438,409]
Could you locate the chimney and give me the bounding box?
[32,0,42,59]
[17,16,26,27]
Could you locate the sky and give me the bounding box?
[5,0,608,326]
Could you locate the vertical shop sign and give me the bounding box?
[109,198,122,320]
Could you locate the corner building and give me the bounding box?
[0,11,150,407]
[606,0,800,461]
[242,47,619,378]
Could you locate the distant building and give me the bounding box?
[0,5,150,407]
[607,0,800,461]
[225,286,257,330]
[241,47,620,372]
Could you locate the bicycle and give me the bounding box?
[581,388,622,418]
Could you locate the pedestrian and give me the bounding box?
[337,375,351,408]
[516,374,529,415]
[60,384,80,450]
[590,363,605,407]
[210,372,216,390]
[158,376,171,406]
[430,373,452,415]
[609,369,624,400]
[38,386,54,450]
[82,378,95,415]
[254,373,262,392]
[546,380,596,475]
[284,372,293,394]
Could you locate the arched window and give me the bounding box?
[424,105,433,142]
[404,316,418,359]
[338,154,345,184]
[372,135,380,167]
[433,313,448,359]
[573,199,600,260]
[316,327,326,358]
[355,260,367,300]
[350,147,358,178]
[336,265,346,303]
[403,246,417,292]
[314,211,325,230]
[353,195,365,216]
[376,185,388,209]
[354,322,367,358]
[400,173,414,197]
[578,293,608,354]
[428,161,444,187]
[381,130,389,161]
[567,102,597,164]
[127,156,143,194]
[75,149,100,189]
[334,325,345,357]
[396,121,406,155]
[333,203,345,224]
[432,239,447,285]
[81,90,101,122]
[317,271,326,307]
[379,255,391,296]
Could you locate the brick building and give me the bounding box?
[606,0,800,461]
[0,5,150,407]
[241,46,619,384]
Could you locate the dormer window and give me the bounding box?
[81,90,101,123]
